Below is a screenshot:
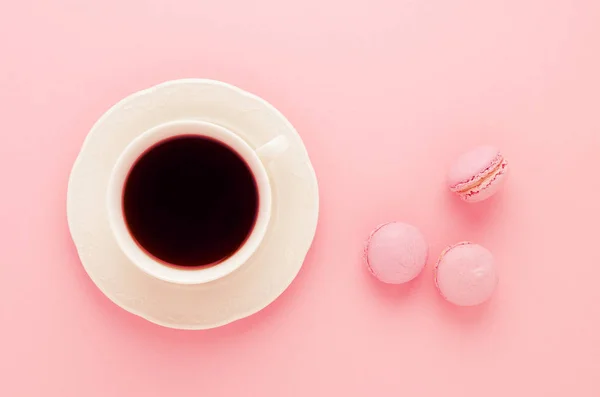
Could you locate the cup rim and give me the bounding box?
[106,120,272,284]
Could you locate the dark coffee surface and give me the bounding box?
[123,136,259,267]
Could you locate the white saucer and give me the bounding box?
[67,79,319,330]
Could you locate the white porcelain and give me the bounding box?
[67,79,319,329]
[107,119,289,284]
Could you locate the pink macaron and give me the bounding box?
[435,242,498,306]
[447,145,508,202]
[365,222,428,284]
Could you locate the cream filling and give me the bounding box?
[456,158,506,193]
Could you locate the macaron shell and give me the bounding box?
[366,222,428,284]
[435,242,498,306]
[461,158,509,202]
[447,145,502,190]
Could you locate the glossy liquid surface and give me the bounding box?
[123,136,259,267]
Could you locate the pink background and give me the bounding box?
[2,1,600,396]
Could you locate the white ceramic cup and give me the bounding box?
[107,120,289,284]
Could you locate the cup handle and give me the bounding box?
[256,135,289,163]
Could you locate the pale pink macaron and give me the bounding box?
[447,145,508,202]
[365,222,428,284]
[435,242,498,306]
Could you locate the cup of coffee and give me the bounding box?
[107,120,289,284]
